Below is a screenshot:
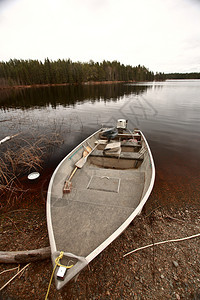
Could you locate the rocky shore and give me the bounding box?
[0,204,199,299]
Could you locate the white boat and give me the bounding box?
[46,119,155,290]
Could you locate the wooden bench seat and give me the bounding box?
[99,133,141,141]
[90,149,143,161]
[121,141,141,149]
[95,140,142,151]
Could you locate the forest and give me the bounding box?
[165,72,200,79]
[0,59,166,87]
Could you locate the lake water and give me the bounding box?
[0,80,200,209]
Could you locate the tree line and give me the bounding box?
[165,73,200,80]
[0,59,166,87]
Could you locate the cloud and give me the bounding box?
[0,0,200,73]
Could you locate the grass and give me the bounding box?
[0,133,63,202]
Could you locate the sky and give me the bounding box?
[0,0,200,73]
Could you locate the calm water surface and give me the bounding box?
[0,80,200,209]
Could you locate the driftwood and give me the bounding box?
[0,247,51,264]
[0,133,20,145]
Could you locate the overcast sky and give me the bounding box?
[0,0,200,73]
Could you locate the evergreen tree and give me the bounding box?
[0,58,171,87]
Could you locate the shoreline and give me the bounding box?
[0,80,135,90]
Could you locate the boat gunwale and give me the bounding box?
[46,128,102,254]
[85,130,155,262]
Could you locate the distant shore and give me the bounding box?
[0,80,136,90]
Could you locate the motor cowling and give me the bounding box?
[117,119,127,131]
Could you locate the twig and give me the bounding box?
[164,214,184,223]
[0,265,19,276]
[4,216,27,235]
[2,209,39,215]
[0,263,31,291]
[123,233,200,257]
[145,206,161,218]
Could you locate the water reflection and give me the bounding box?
[0,81,200,209]
[0,83,152,109]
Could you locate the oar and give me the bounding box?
[75,142,100,168]
[63,145,93,193]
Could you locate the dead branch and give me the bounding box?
[0,247,51,263]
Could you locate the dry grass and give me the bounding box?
[0,133,63,198]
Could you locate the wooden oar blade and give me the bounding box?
[75,157,86,168]
[75,145,92,168]
[83,146,92,157]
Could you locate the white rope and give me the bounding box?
[123,233,200,257]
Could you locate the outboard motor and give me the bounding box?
[117,119,128,133]
[102,127,118,142]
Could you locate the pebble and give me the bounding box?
[156,211,162,217]
[139,277,144,284]
[174,275,178,281]
[135,276,139,280]
[176,294,180,300]
[173,261,179,267]
[124,280,131,287]
[160,274,164,279]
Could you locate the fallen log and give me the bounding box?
[0,247,51,264]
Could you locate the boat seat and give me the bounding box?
[95,140,142,150]
[99,133,141,141]
[121,141,142,149]
[90,149,143,161]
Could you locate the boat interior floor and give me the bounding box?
[51,162,145,257]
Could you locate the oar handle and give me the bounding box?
[68,166,78,181]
